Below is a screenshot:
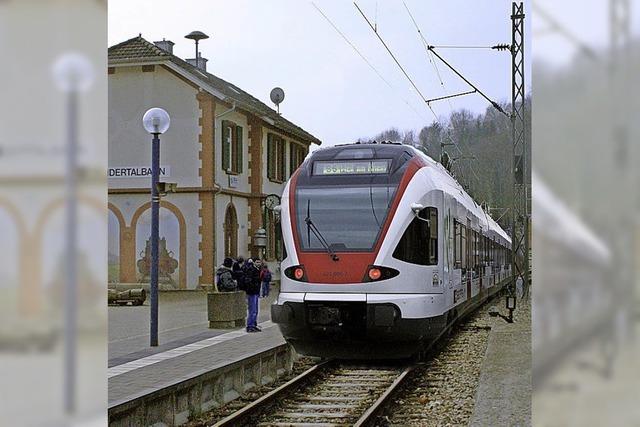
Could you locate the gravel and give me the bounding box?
[374,305,495,426]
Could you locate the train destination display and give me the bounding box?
[313,160,390,175]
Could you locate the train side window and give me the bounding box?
[393,207,438,266]
[454,221,461,268]
[461,223,467,272]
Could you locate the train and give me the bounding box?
[532,172,615,385]
[271,142,512,359]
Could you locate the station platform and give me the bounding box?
[108,292,293,426]
[471,296,532,426]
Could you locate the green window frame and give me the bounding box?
[221,120,243,174]
[267,133,286,182]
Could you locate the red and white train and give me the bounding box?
[271,142,512,358]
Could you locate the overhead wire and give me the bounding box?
[401,0,454,113]
[401,0,482,191]
[311,2,429,122]
[353,2,431,106]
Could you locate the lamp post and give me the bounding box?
[253,228,268,260]
[142,107,170,347]
[52,52,94,415]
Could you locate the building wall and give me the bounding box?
[108,65,202,288]
[108,65,201,189]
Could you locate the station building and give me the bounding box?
[108,35,321,289]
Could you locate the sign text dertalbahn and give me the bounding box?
[108,165,171,178]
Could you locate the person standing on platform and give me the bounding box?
[259,263,272,298]
[216,257,236,292]
[232,256,245,289]
[242,258,261,332]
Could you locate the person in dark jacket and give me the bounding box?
[215,258,236,292]
[232,256,245,289]
[242,258,261,332]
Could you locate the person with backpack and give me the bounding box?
[232,256,245,290]
[215,258,236,292]
[241,258,261,332]
[259,263,272,298]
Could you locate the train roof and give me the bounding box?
[410,146,512,246]
[309,142,511,245]
[533,172,610,263]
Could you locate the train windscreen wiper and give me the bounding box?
[305,199,340,261]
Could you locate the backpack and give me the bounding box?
[242,264,260,294]
[216,268,236,292]
[263,270,272,283]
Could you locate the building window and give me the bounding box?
[393,207,437,265]
[224,204,238,258]
[289,143,306,177]
[222,120,243,174]
[267,133,286,182]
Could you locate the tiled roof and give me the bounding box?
[108,35,170,62]
[109,36,321,145]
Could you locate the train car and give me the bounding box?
[532,173,614,384]
[271,142,512,359]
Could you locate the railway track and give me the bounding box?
[213,361,415,427]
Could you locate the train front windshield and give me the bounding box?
[295,184,397,252]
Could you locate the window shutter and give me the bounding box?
[222,121,230,172]
[279,138,286,181]
[235,125,243,173]
[267,134,275,180]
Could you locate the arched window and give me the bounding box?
[224,204,238,258]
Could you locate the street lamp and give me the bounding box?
[142,107,170,347]
[52,51,94,415]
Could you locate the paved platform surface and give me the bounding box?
[108,290,284,407]
[109,291,276,366]
[471,297,532,426]
[108,321,284,407]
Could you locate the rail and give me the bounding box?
[214,361,416,426]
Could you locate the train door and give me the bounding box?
[466,218,472,301]
[443,195,458,310]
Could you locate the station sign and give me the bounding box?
[313,160,390,176]
[108,165,171,178]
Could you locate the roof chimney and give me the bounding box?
[186,52,208,71]
[154,38,175,54]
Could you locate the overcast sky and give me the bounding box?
[109,1,533,146]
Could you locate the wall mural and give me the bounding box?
[108,209,120,283]
[0,209,19,315]
[135,207,180,288]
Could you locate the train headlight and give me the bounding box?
[363,266,399,282]
[284,265,308,282]
[432,272,439,286]
[368,268,382,281]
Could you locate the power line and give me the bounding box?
[311,2,428,121]
[430,45,498,49]
[401,0,454,113]
[532,3,597,60]
[427,46,509,116]
[354,1,430,105]
[401,0,482,189]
